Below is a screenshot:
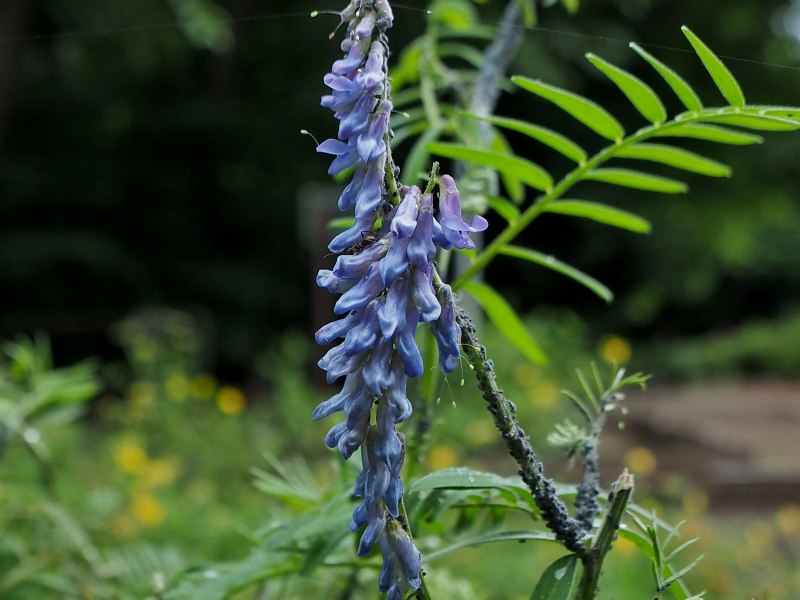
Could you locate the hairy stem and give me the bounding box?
[456,306,588,556]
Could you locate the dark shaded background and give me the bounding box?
[1,0,798,377]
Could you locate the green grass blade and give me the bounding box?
[629,42,703,113]
[585,168,688,193]
[499,245,614,302]
[654,123,762,145]
[616,143,731,177]
[545,200,651,233]
[464,113,587,163]
[463,281,548,364]
[427,142,553,191]
[586,52,667,123]
[682,26,745,107]
[512,76,625,140]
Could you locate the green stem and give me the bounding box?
[450,108,749,291]
[576,469,635,600]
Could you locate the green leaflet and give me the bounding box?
[408,467,528,495]
[616,143,731,177]
[499,245,613,302]
[437,42,486,68]
[586,52,666,124]
[584,168,688,193]
[463,281,548,364]
[487,196,520,223]
[493,128,526,202]
[404,123,445,182]
[682,26,745,108]
[516,0,537,26]
[327,217,356,231]
[653,123,763,145]
[629,42,703,113]
[464,113,587,163]
[512,76,625,141]
[545,200,651,233]
[529,554,580,600]
[427,142,553,191]
[425,530,558,563]
[703,113,800,131]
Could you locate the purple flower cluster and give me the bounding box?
[317,0,394,254]
[313,2,488,597]
[315,179,486,594]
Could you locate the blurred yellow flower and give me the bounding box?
[216,386,246,415]
[109,514,139,539]
[682,487,709,516]
[133,339,157,362]
[465,420,497,445]
[191,374,216,401]
[129,382,155,408]
[140,458,181,489]
[744,520,772,551]
[114,441,149,475]
[528,379,560,410]
[428,444,459,470]
[598,335,631,365]
[512,363,538,387]
[165,373,190,402]
[624,445,657,475]
[776,503,800,536]
[131,493,165,526]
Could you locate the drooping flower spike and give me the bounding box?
[313,2,487,597]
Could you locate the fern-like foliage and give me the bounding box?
[426,27,799,348]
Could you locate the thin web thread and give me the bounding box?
[1,4,798,73]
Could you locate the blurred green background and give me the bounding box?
[1,0,799,598]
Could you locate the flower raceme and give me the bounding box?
[313,2,487,597]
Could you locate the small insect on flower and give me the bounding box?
[344,230,382,255]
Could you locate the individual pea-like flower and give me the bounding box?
[435,174,489,250]
[379,519,422,600]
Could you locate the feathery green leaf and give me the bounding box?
[586,52,666,123]
[585,168,688,193]
[616,143,731,177]
[629,42,703,113]
[512,76,625,140]
[682,26,745,107]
